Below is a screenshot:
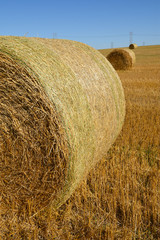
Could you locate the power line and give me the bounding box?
[134,33,160,36]
[58,33,160,39]
[58,34,128,38]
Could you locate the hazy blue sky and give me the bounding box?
[1,0,160,49]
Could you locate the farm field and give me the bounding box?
[0,45,160,239]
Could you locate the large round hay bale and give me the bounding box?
[0,36,125,213]
[107,48,136,70]
[129,43,138,49]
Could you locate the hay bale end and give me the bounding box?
[107,48,136,70]
[0,36,125,213]
[129,43,138,49]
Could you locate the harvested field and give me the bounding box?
[0,42,160,239]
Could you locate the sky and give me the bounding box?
[0,0,160,49]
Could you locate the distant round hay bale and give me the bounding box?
[107,48,136,70]
[0,36,125,213]
[129,43,138,49]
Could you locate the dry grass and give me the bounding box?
[0,43,160,239]
[0,51,69,213]
[107,48,135,70]
[0,36,126,239]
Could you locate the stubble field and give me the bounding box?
[0,45,160,239]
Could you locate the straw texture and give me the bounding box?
[107,48,136,70]
[0,36,125,212]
